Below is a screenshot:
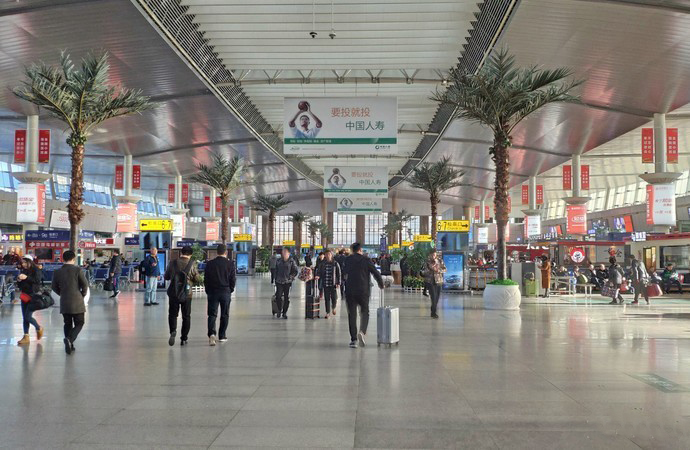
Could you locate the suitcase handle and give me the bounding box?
[379,287,385,308]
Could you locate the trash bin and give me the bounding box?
[523,272,537,297]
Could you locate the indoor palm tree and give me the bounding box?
[384,210,413,246]
[188,153,249,244]
[433,49,581,280]
[252,194,291,250]
[307,220,322,248]
[407,156,464,243]
[287,211,311,253]
[318,222,332,248]
[14,52,155,251]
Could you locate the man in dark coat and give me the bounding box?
[109,249,123,298]
[343,242,384,348]
[52,250,89,354]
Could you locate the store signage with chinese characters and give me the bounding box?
[49,210,70,229]
[132,165,141,189]
[139,219,173,231]
[1,234,23,242]
[336,197,383,214]
[563,165,572,190]
[26,230,70,241]
[167,184,175,203]
[95,238,115,246]
[117,203,138,233]
[437,220,470,232]
[566,204,587,235]
[631,232,647,242]
[476,227,488,244]
[536,185,544,204]
[667,128,679,163]
[525,215,541,238]
[323,166,388,198]
[641,128,654,163]
[38,130,50,163]
[283,97,397,155]
[413,234,432,242]
[115,165,124,190]
[569,247,586,264]
[233,234,252,242]
[78,241,97,249]
[205,221,219,241]
[124,236,140,246]
[17,184,46,224]
[646,183,676,225]
[521,185,529,205]
[581,165,590,190]
[14,130,26,163]
[176,240,195,248]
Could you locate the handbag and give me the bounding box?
[28,290,55,311]
[620,280,629,293]
[645,283,663,298]
[103,277,114,292]
[601,284,619,299]
[19,292,32,303]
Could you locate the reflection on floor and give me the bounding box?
[1,276,689,449]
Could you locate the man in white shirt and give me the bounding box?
[289,102,322,139]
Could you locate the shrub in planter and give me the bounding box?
[403,276,425,289]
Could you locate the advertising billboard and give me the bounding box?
[442,253,464,290]
[323,166,388,198]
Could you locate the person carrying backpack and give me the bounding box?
[164,246,201,346]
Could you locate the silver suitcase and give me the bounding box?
[376,288,400,346]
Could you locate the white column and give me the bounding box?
[528,176,537,210]
[653,113,667,174]
[479,199,486,224]
[233,198,240,222]
[25,115,39,174]
[572,154,581,198]
[123,155,133,198]
[174,175,183,209]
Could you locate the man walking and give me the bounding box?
[204,244,236,346]
[274,247,299,319]
[269,252,278,285]
[52,250,89,355]
[109,249,122,298]
[343,242,384,348]
[630,254,650,305]
[165,246,200,346]
[142,247,161,306]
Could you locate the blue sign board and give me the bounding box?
[26,230,70,241]
[236,253,249,274]
[79,230,95,240]
[176,240,195,248]
[124,236,140,246]
[442,253,465,290]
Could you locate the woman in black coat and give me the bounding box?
[16,255,43,345]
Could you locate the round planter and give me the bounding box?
[483,284,521,310]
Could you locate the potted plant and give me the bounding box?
[433,49,581,310]
[189,153,249,244]
[14,52,155,251]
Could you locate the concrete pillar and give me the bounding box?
[209,188,216,218]
[654,113,667,174]
[572,154,582,198]
[479,199,486,224]
[356,215,365,244]
[419,215,429,234]
[321,197,328,222]
[233,198,240,222]
[462,206,471,221]
[528,176,537,210]
[391,195,398,214]
[26,115,39,174]
[115,154,140,205]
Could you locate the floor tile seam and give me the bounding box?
[208,409,242,448]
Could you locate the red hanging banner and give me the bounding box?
[536,185,544,205]
[38,130,50,163]
[216,197,222,212]
[167,184,175,203]
[14,130,26,163]
[521,185,529,205]
[474,206,480,222]
[641,128,654,163]
[132,165,141,189]
[114,165,124,190]
[667,128,679,163]
[204,196,211,212]
[563,165,572,190]
[485,205,490,221]
[181,184,189,203]
[580,165,590,190]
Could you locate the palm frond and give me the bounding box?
[251,193,291,214]
[188,153,249,197]
[287,211,311,224]
[407,156,464,197]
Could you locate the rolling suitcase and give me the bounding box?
[377,288,399,346]
[305,279,320,319]
[271,285,279,316]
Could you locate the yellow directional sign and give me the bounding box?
[139,219,173,232]
[315,245,323,250]
[413,234,432,242]
[282,240,296,246]
[301,243,311,248]
[437,220,470,232]
[402,240,414,247]
[388,244,400,249]
[233,234,252,242]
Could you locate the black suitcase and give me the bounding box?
[271,285,279,316]
[305,279,320,319]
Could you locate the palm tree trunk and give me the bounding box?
[430,196,438,243]
[493,138,511,280]
[268,211,275,249]
[398,229,403,247]
[68,144,86,252]
[220,194,228,244]
[295,222,302,252]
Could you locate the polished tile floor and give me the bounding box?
[1,276,690,449]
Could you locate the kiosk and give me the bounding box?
[139,219,173,289]
[435,220,471,291]
[234,234,254,275]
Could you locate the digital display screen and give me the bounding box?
[236,253,249,274]
[612,216,634,232]
[442,253,464,290]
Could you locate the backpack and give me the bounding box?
[168,259,194,300]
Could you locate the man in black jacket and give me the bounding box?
[343,242,384,348]
[52,250,89,354]
[274,248,299,319]
[109,249,122,298]
[204,244,236,346]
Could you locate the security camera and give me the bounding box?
[309,31,318,38]
[329,31,336,39]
